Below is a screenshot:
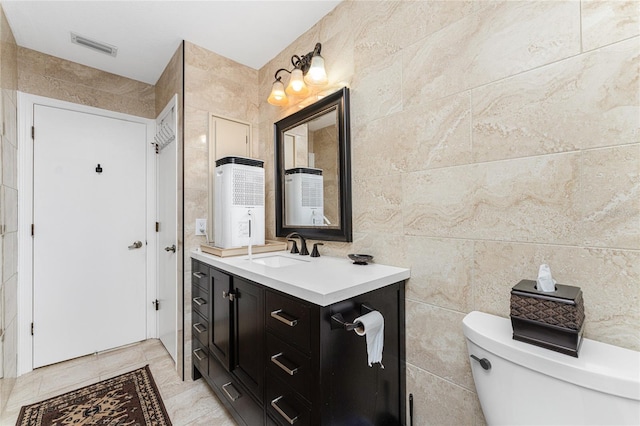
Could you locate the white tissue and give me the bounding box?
[353,311,385,368]
[536,264,557,292]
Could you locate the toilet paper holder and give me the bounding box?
[330,303,375,331]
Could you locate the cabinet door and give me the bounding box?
[209,268,232,370]
[233,277,264,402]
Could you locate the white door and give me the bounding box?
[156,100,178,363]
[33,105,147,368]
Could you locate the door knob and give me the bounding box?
[128,241,142,249]
[164,244,176,253]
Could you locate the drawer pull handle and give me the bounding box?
[192,272,206,279]
[193,297,207,306]
[193,323,206,334]
[271,352,298,376]
[193,348,206,362]
[270,310,298,327]
[222,382,241,402]
[271,396,298,425]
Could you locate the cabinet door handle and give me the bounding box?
[192,297,207,306]
[192,272,206,279]
[271,396,299,425]
[222,291,235,302]
[193,323,206,334]
[270,309,298,327]
[271,352,298,376]
[193,348,206,362]
[222,382,241,402]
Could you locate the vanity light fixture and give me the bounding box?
[267,43,328,106]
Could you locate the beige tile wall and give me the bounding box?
[182,41,259,371]
[313,125,339,224]
[257,1,640,424]
[0,2,18,414]
[18,47,155,119]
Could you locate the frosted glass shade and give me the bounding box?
[268,80,288,106]
[285,68,309,97]
[304,55,328,86]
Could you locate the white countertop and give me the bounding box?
[190,249,410,307]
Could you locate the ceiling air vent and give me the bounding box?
[70,32,118,57]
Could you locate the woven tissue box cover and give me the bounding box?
[510,291,584,330]
[510,279,585,357]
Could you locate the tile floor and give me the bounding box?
[0,339,236,425]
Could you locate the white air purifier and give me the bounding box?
[214,157,265,249]
[284,168,324,226]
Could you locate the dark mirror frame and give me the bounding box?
[275,87,352,242]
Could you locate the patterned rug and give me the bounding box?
[16,365,172,426]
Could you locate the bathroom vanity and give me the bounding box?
[190,250,410,426]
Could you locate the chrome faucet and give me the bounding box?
[286,232,309,255]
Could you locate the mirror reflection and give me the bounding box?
[283,107,339,228]
[275,87,352,242]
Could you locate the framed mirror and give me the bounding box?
[275,87,352,242]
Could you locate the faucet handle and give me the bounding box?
[288,239,299,254]
[311,243,324,258]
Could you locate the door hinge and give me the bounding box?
[31,224,34,236]
[155,222,159,232]
[31,322,34,336]
[31,126,35,139]
[153,299,159,311]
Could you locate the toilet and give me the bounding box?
[462,311,640,425]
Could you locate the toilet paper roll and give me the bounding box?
[353,310,385,368]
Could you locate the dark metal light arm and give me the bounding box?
[291,43,323,74]
[271,43,324,82]
[273,68,291,82]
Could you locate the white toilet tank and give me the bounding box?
[463,311,640,425]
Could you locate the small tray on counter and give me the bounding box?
[200,240,287,258]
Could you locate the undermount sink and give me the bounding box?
[250,255,309,268]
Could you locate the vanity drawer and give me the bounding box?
[266,332,311,402]
[209,356,264,426]
[192,283,209,320]
[192,311,208,347]
[266,370,311,426]
[266,291,311,353]
[192,339,208,376]
[191,261,209,291]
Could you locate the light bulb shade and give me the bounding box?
[285,68,309,97]
[304,54,328,86]
[268,79,288,106]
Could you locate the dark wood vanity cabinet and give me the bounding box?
[192,259,406,426]
[192,262,264,425]
[209,268,232,369]
[233,276,265,402]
